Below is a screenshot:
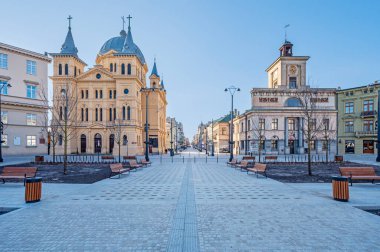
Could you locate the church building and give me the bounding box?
[50,16,167,156]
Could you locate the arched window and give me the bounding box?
[64,64,68,75]
[114,63,117,72]
[121,63,125,74]
[127,63,131,75]
[123,135,128,145]
[95,108,98,121]
[110,63,113,72]
[127,106,131,120]
[58,135,63,145]
[58,64,62,75]
[74,66,77,77]
[122,106,126,120]
[285,97,302,107]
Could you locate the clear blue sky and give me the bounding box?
[1,0,379,138]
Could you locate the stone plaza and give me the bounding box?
[1,154,380,251]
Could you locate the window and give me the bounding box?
[241,122,244,132]
[27,135,36,146]
[345,140,355,153]
[113,90,116,99]
[311,119,317,131]
[1,111,8,124]
[121,63,125,74]
[272,119,278,130]
[86,90,88,99]
[285,98,302,107]
[110,63,113,72]
[1,134,7,146]
[288,119,295,131]
[109,90,112,99]
[109,108,112,121]
[363,120,374,131]
[322,140,328,151]
[123,106,126,120]
[81,108,84,121]
[95,90,98,99]
[323,118,330,130]
[259,140,265,150]
[0,53,8,69]
[259,118,265,130]
[95,108,98,121]
[114,108,116,120]
[127,63,131,75]
[310,140,315,150]
[26,114,37,126]
[81,90,84,99]
[271,140,278,150]
[58,135,63,145]
[222,127,227,135]
[26,60,37,75]
[85,108,88,121]
[64,64,68,75]
[345,102,354,114]
[289,77,297,89]
[59,106,63,120]
[114,63,117,72]
[58,64,62,75]
[248,120,251,131]
[100,108,103,121]
[345,121,354,133]
[74,66,77,77]
[26,85,36,99]
[123,135,128,145]
[0,81,8,95]
[100,90,103,99]
[363,99,374,112]
[127,106,131,120]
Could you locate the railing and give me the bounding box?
[355,130,377,137]
[360,111,377,117]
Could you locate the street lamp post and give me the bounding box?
[377,89,380,162]
[205,126,208,155]
[61,85,69,174]
[211,119,214,156]
[170,118,174,156]
[225,85,240,162]
[0,82,11,162]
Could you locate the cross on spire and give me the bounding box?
[284,24,290,42]
[127,15,132,29]
[121,16,125,30]
[68,15,73,29]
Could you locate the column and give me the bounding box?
[284,117,288,154]
[298,117,304,154]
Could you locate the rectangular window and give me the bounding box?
[1,111,8,124]
[95,108,98,121]
[345,121,354,133]
[95,90,98,99]
[0,53,8,69]
[345,140,355,153]
[310,140,315,150]
[81,90,84,99]
[109,108,112,121]
[100,108,103,121]
[241,122,244,132]
[310,119,317,131]
[26,113,37,126]
[363,99,374,112]
[271,140,278,150]
[259,118,265,130]
[363,120,374,131]
[113,90,116,99]
[289,77,297,89]
[345,102,354,114]
[27,135,36,146]
[85,108,88,121]
[2,135,7,146]
[0,81,9,95]
[272,118,278,130]
[26,85,37,99]
[26,60,37,75]
[323,118,330,130]
[322,140,328,151]
[81,108,84,121]
[288,119,295,131]
[85,90,88,99]
[109,90,112,99]
[100,90,103,99]
[248,120,251,131]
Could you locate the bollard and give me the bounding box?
[206,156,207,163]
[171,156,173,163]
[183,156,184,163]
[217,155,219,163]
[194,156,196,163]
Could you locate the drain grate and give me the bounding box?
[0,207,19,215]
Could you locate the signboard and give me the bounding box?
[259,97,278,103]
[311,98,329,103]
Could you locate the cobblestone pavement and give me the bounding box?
[1,160,380,251]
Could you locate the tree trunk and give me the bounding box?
[325,140,329,163]
[119,143,121,163]
[53,145,56,163]
[307,138,312,176]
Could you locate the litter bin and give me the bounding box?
[35,155,44,163]
[334,155,343,162]
[25,177,42,203]
[332,176,349,202]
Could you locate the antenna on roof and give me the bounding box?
[284,24,290,42]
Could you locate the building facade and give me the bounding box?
[337,83,379,155]
[0,42,51,155]
[50,18,167,156]
[234,41,337,156]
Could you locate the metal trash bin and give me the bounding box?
[332,176,349,202]
[25,177,42,203]
[35,155,44,163]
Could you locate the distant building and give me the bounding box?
[165,117,186,153]
[0,42,51,155]
[337,83,379,155]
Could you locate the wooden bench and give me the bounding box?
[101,156,115,163]
[264,156,277,162]
[227,159,238,167]
[247,163,268,178]
[339,167,380,186]
[123,156,137,160]
[139,159,151,167]
[0,167,38,185]
[236,160,254,171]
[242,156,255,161]
[109,163,130,179]
[125,159,143,170]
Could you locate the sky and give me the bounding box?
[1,0,380,139]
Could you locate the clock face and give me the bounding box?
[289,65,297,75]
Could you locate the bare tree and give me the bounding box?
[250,115,270,163]
[109,119,123,163]
[319,114,336,163]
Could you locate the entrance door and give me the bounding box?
[363,140,374,154]
[109,134,115,154]
[94,133,102,153]
[80,134,86,153]
[288,140,295,154]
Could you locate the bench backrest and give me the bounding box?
[242,156,255,160]
[128,160,139,166]
[254,163,267,172]
[340,167,376,177]
[123,156,137,160]
[102,156,114,160]
[228,159,238,163]
[265,156,277,159]
[1,167,37,177]
[110,163,123,172]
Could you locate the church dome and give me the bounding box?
[98,28,146,65]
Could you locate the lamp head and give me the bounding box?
[7,83,12,88]
[224,88,228,92]
[237,88,241,92]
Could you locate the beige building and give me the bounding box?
[0,42,51,155]
[337,83,379,155]
[50,17,167,156]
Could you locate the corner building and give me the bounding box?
[50,19,167,156]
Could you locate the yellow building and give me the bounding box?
[337,83,379,155]
[50,16,167,156]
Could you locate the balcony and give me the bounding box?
[355,130,377,138]
[360,110,377,118]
